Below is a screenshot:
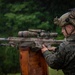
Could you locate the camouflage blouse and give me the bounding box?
[43,34,75,75]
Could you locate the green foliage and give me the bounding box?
[0,1,57,37]
[0,46,20,74]
[0,0,75,74]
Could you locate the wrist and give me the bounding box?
[41,49,48,53]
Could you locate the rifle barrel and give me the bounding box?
[0,38,9,41]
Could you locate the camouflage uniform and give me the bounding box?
[43,9,75,75]
[43,34,75,75]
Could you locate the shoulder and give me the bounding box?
[61,40,75,53]
[59,41,69,50]
[57,41,70,55]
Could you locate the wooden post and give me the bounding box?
[19,43,48,75]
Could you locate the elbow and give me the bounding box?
[47,61,56,69]
[46,61,61,69]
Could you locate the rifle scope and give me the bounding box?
[18,31,58,38]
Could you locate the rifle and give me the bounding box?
[0,29,64,75]
[0,29,64,51]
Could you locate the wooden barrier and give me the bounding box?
[19,43,48,75]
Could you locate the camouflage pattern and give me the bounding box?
[54,9,75,27]
[43,34,75,75]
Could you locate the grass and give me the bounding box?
[6,67,64,75]
[8,73,21,75]
[48,67,64,75]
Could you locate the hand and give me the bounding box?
[41,44,56,53]
[48,47,56,51]
[41,44,48,53]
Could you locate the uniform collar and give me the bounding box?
[66,34,75,41]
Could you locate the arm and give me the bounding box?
[41,44,65,69]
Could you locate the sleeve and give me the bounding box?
[43,43,66,69]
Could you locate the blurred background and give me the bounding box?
[0,0,75,75]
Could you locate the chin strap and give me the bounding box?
[64,25,75,37]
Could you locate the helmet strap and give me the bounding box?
[64,25,75,37]
[70,26,75,35]
[64,27,69,35]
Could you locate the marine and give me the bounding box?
[41,8,75,75]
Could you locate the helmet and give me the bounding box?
[54,9,75,27]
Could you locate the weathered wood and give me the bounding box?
[19,47,29,75]
[19,46,48,75]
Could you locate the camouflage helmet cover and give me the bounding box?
[54,10,75,27]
